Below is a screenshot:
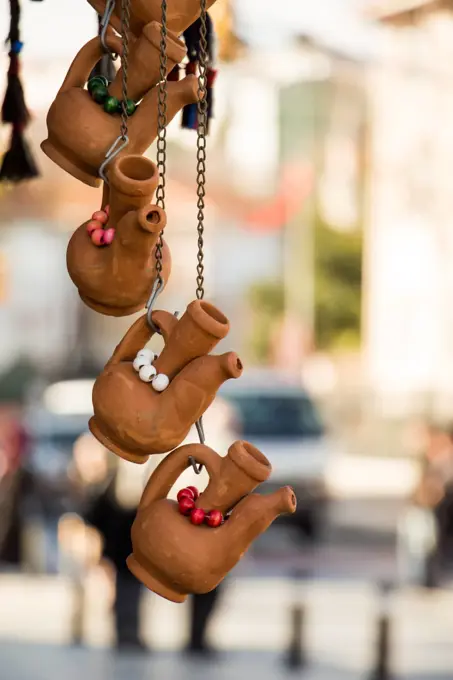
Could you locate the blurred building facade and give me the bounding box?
[0,8,367,382]
[365,0,453,417]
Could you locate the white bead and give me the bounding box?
[137,348,154,362]
[152,373,170,392]
[133,355,149,372]
[139,364,157,383]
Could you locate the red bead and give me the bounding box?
[91,209,108,225]
[91,228,105,246]
[206,510,223,528]
[186,486,199,500]
[178,496,195,516]
[102,227,115,245]
[86,219,101,236]
[190,508,206,525]
[177,488,194,503]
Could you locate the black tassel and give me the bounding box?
[2,0,30,125]
[2,49,30,125]
[167,65,180,82]
[181,13,216,131]
[0,123,39,182]
[1,0,39,183]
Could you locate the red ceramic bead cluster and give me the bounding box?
[177,486,224,528]
[86,205,116,246]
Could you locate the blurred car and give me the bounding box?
[219,369,336,540]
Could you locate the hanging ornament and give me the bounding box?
[181,11,216,132]
[0,0,39,183]
[89,301,243,463]
[86,0,218,39]
[66,154,171,316]
[126,441,296,602]
[41,22,194,186]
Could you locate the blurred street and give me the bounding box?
[2,569,453,679]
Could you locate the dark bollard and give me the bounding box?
[368,581,394,680]
[284,568,309,671]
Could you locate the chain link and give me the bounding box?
[153,0,168,289]
[119,0,131,141]
[189,0,209,474]
[196,0,208,301]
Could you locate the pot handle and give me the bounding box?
[139,444,222,511]
[106,310,178,367]
[58,29,123,95]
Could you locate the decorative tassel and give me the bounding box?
[0,123,39,182]
[167,65,180,82]
[2,46,30,125]
[1,0,39,183]
[181,13,216,131]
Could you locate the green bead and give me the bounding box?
[91,84,109,104]
[125,99,137,116]
[103,96,120,114]
[87,76,108,94]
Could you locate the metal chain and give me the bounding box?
[119,0,131,141]
[154,0,168,291]
[195,0,208,301]
[189,0,209,474]
[98,0,131,183]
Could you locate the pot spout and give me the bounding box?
[152,300,230,379]
[107,154,159,220]
[221,486,297,550]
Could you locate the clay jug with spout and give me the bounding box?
[89,300,243,463]
[126,441,297,602]
[41,27,195,187]
[87,0,218,38]
[67,154,171,316]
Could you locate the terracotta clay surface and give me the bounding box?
[89,301,242,463]
[127,441,297,602]
[87,0,218,38]
[108,22,186,102]
[67,154,171,317]
[41,29,197,187]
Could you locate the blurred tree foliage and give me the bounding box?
[314,215,362,350]
[247,212,363,361]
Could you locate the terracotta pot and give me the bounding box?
[127,442,297,602]
[87,0,218,38]
[41,29,197,187]
[66,154,171,316]
[89,304,242,463]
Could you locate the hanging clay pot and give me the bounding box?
[87,0,218,38]
[89,300,243,463]
[66,154,171,316]
[41,28,195,187]
[127,441,297,602]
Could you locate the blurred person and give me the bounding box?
[179,397,241,658]
[84,455,148,651]
[0,411,32,566]
[398,421,453,587]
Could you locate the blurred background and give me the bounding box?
[2,0,453,678]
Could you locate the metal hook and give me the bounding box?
[100,0,118,61]
[146,278,165,333]
[98,134,129,185]
[189,418,205,474]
